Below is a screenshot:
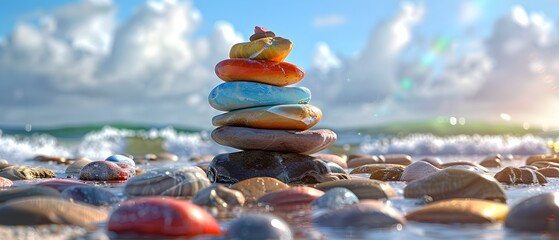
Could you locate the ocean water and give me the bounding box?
[0,125,559,239]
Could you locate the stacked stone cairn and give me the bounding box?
[207,26,340,184]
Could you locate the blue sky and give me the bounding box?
[1,0,559,130]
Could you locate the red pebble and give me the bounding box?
[257,186,324,211]
[108,197,222,237]
[35,179,88,192]
[0,177,13,187]
[79,161,134,181]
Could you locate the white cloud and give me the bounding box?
[312,14,347,28]
[459,1,481,24]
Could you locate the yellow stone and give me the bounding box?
[406,198,509,224]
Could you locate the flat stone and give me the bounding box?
[192,184,245,209]
[350,164,405,174]
[440,161,489,172]
[35,179,88,192]
[256,186,324,212]
[314,178,397,200]
[406,199,508,223]
[505,192,559,232]
[61,185,120,206]
[232,177,290,203]
[400,161,440,182]
[313,200,406,229]
[207,150,334,184]
[215,58,304,86]
[79,161,135,181]
[525,154,559,165]
[0,186,61,203]
[212,104,322,131]
[0,197,108,230]
[108,197,221,237]
[313,154,347,169]
[404,168,506,202]
[0,166,56,180]
[212,126,336,155]
[65,159,92,175]
[537,167,559,177]
[124,167,210,197]
[225,213,293,240]
[208,81,310,111]
[369,167,405,181]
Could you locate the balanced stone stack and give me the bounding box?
[207,27,338,184]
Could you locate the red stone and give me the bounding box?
[256,186,324,211]
[108,197,222,237]
[0,177,12,187]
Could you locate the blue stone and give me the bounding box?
[208,81,311,111]
[61,185,120,206]
[311,187,359,210]
[105,154,135,167]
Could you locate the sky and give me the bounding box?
[0,0,559,130]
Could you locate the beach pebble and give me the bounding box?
[105,154,135,167]
[350,164,405,174]
[380,155,413,165]
[525,154,559,165]
[311,187,359,210]
[313,200,406,229]
[369,167,405,181]
[400,161,440,182]
[0,197,108,229]
[537,167,559,177]
[192,184,245,209]
[124,167,210,197]
[0,166,56,180]
[108,197,221,237]
[404,168,506,202]
[494,166,548,184]
[406,199,509,223]
[0,159,8,165]
[208,81,310,111]
[211,126,336,155]
[530,161,559,169]
[207,150,335,184]
[323,161,345,174]
[35,179,88,192]
[256,186,324,211]
[61,185,120,206]
[232,177,290,203]
[225,213,293,240]
[32,155,68,165]
[347,156,382,168]
[440,161,489,172]
[479,154,502,168]
[212,104,322,130]
[419,157,443,166]
[505,192,559,232]
[79,161,135,181]
[0,177,12,187]
[313,154,347,169]
[314,179,397,200]
[0,186,61,203]
[65,158,92,174]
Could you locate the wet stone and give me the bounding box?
[0,166,56,180]
[0,197,108,230]
[108,197,222,237]
[232,177,290,203]
[35,179,88,192]
[313,200,406,229]
[479,154,502,168]
[406,199,509,224]
[537,167,559,177]
[505,192,559,232]
[0,186,61,204]
[65,158,92,175]
[494,166,548,185]
[225,213,293,240]
[124,166,210,197]
[207,150,335,184]
[311,187,359,210]
[61,185,120,206]
[350,164,405,175]
[105,154,135,167]
[79,161,135,181]
[400,161,440,182]
[313,154,347,169]
[256,186,324,212]
[192,183,245,209]
[314,178,397,200]
[369,167,404,181]
[404,168,506,202]
[0,177,12,187]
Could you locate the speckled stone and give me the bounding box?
[209,81,311,111]
[79,161,135,181]
[211,126,336,154]
[0,166,56,180]
[232,177,290,203]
